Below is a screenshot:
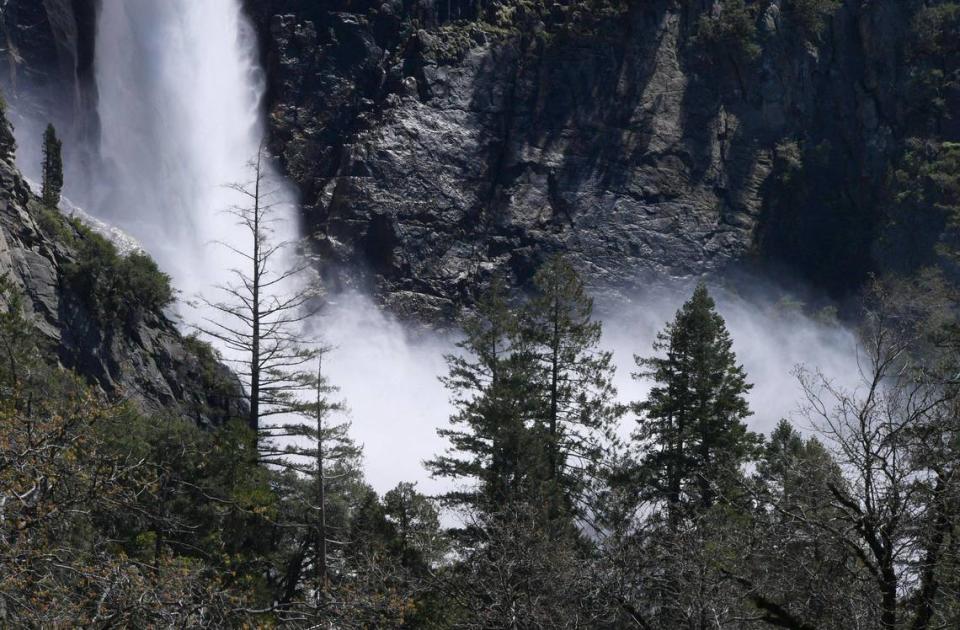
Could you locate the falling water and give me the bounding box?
[94,0,296,305]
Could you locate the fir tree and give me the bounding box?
[521,255,619,518]
[633,282,756,513]
[41,123,63,208]
[262,355,362,608]
[426,277,543,514]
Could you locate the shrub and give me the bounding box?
[120,252,175,314]
[0,93,16,161]
[182,333,238,416]
[36,203,79,244]
[783,0,840,39]
[910,2,960,60]
[695,0,761,63]
[883,138,960,268]
[64,226,174,327]
[907,3,960,122]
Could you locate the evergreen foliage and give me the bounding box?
[521,255,620,517]
[0,96,16,161]
[429,258,618,528]
[633,283,757,512]
[40,124,63,208]
[694,0,761,63]
[886,139,960,270]
[64,227,174,326]
[6,199,960,625]
[426,277,544,514]
[783,0,841,39]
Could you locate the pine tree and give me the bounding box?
[41,123,63,208]
[382,482,444,571]
[429,259,618,524]
[263,356,362,608]
[633,282,756,513]
[521,255,619,519]
[426,277,543,514]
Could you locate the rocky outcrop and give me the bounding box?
[251,0,958,317]
[0,107,242,426]
[2,0,955,323]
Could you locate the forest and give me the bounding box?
[1,0,960,627]
[3,127,960,626]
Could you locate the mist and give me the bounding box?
[316,283,861,495]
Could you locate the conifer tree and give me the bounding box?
[521,255,619,518]
[264,356,361,607]
[633,283,756,513]
[41,123,63,208]
[426,277,543,514]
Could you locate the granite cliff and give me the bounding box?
[0,101,241,425]
[251,0,959,317]
[2,0,958,323]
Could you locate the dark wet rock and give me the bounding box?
[246,0,940,317]
[6,0,958,322]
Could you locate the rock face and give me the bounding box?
[0,0,99,182]
[0,109,241,426]
[250,0,958,317]
[3,1,958,323]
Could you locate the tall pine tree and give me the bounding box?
[633,283,756,513]
[521,255,619,519]
[41,124,63,208]
[426,277,543,514]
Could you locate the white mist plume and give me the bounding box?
[315,292,455,495]
[315,284,861,495]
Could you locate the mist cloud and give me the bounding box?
[317,283,861,495]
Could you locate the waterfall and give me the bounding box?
[89,1,448,495]
[93,0,296,306]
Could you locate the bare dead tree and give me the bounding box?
[793,285,960,630]
[198,142,320,452]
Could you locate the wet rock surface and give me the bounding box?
[4,0,958,323]
[250,0,943,317]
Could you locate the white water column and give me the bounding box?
[94,0,296,305]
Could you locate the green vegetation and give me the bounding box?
[782,0,841,39]
[633,283,758,513]
[694,0,761,63]
[41,124,63,208]
[881,139,960,274]
[428,257,619,529]
[911,2,960,61]
[907,2,960,126]
[5,254,960,626]
[63,224,174,326]
[35,202,78,243]
[0,277,436,626]
[182,333,242,421]
[31,182,173,328]
[0,96,15,161]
